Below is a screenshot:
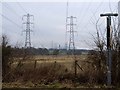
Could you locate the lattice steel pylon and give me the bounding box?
[67,16,77,52]
[22,13,34,48]
[65,1,69,50]
[67,16,83,77]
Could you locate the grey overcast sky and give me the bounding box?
[1,0,120,49]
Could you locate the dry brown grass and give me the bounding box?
[3,54,107,88]
[12,55,88,71]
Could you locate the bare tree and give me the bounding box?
[2,34,12,82]
[88,17,120,85]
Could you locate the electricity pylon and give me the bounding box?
[22,13,34,48]
[67,16,83,77]
[67,16,76,52]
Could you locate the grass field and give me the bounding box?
[12,55,89,72]
[2,54,107,88]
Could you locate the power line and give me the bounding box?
[2,3,21,18]
[81,1,105,31]
[0,13,22,29]
[78,1,92,26]
[16,1,27,14]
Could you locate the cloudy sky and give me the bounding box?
[1,0,120,49]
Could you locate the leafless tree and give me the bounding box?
[88,17,120,85]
